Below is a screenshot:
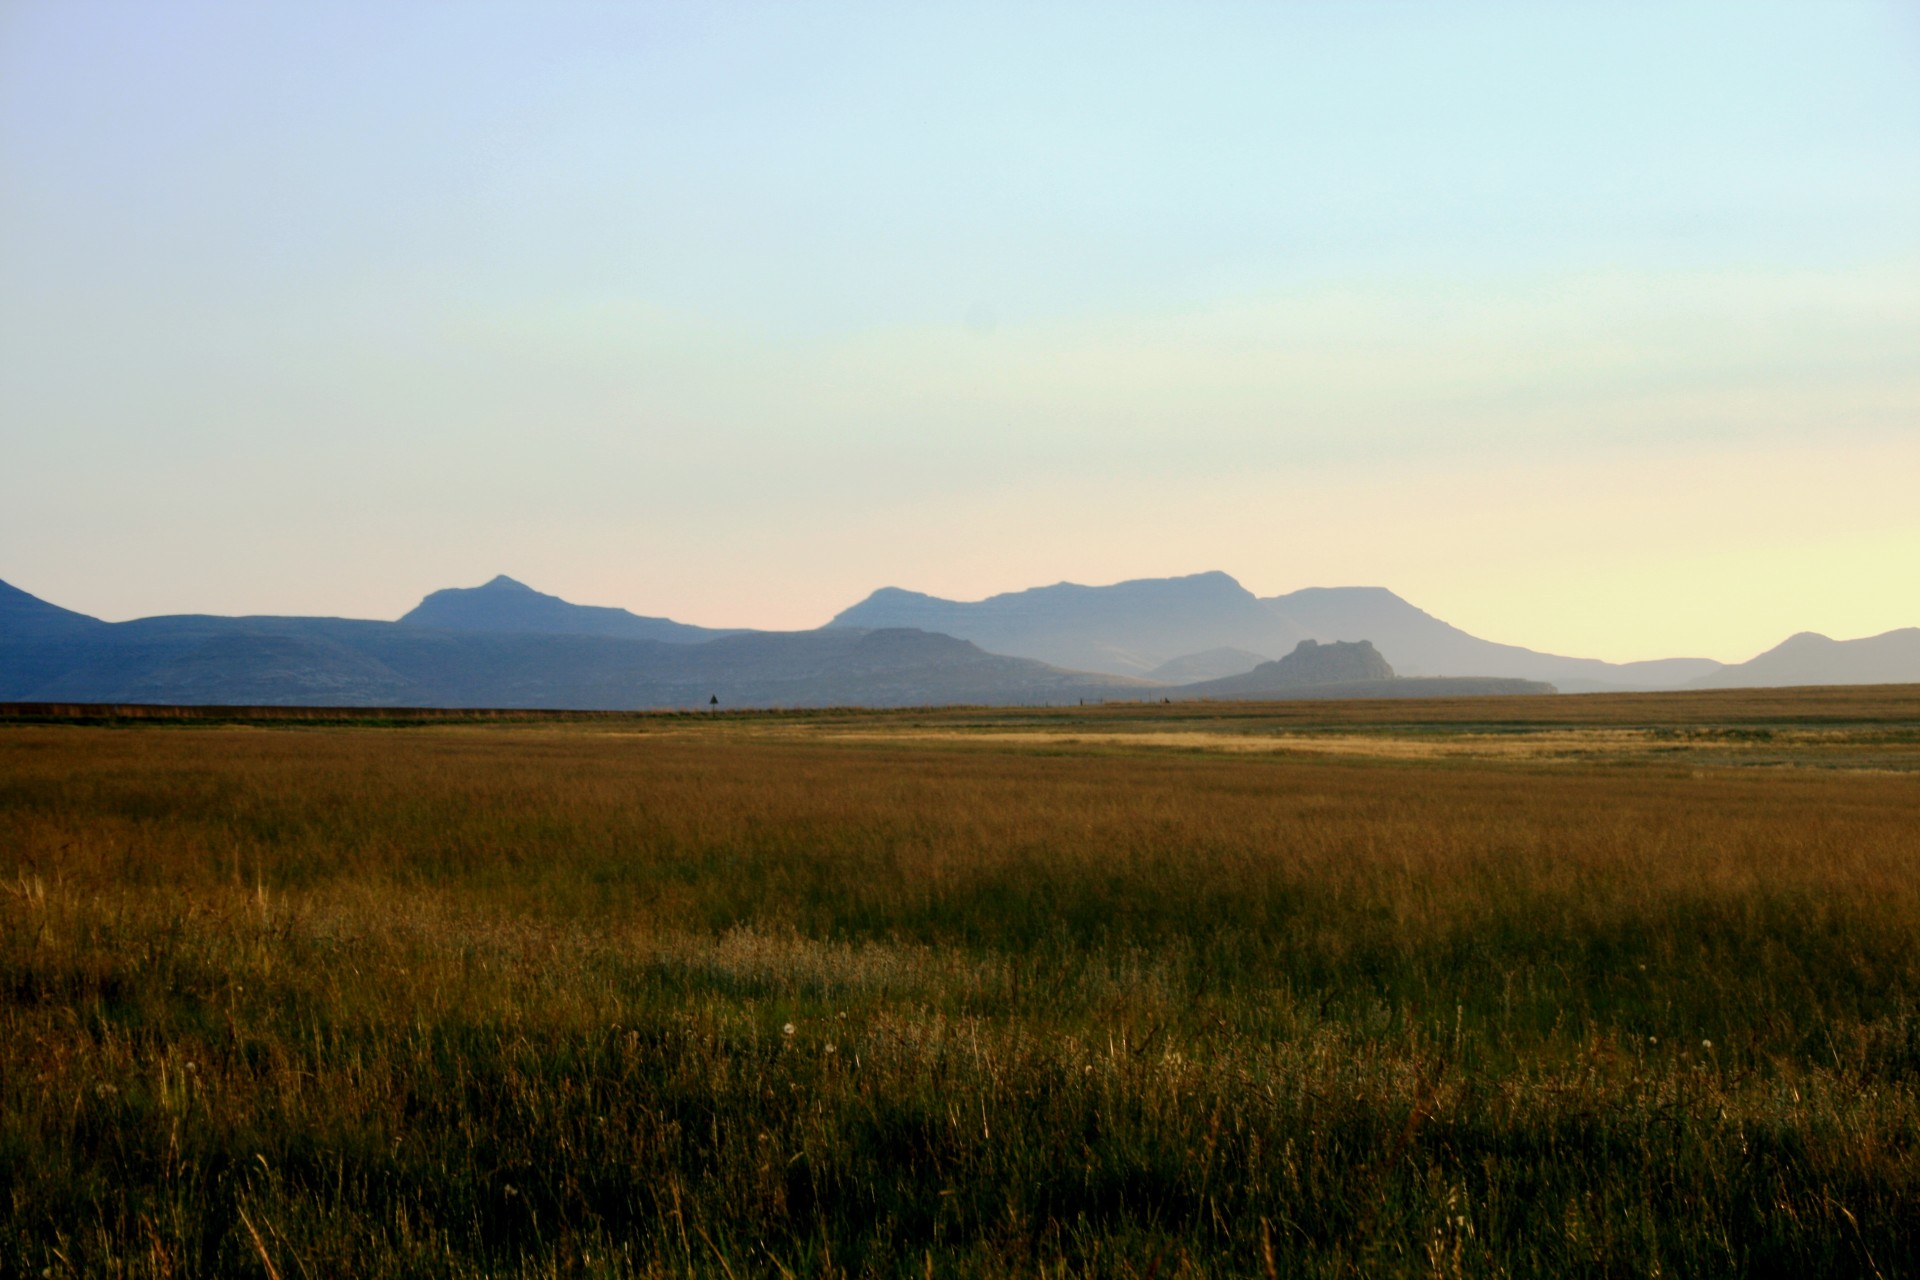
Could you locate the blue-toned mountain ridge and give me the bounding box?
[6,570,1914,707]
[0,577,1137,709]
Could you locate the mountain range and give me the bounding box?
[1687,628,1920,690]
[0,578,1138,709]
[2,571,1915,709]
[830,573,1723,691]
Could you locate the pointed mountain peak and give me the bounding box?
[0,577,106,635]
[860,586,936,605]
[399,576,732,645]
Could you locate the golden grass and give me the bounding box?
[4,688,1919,1276]
[805,723,1920,766]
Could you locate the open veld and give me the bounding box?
[4,688,1920,1277]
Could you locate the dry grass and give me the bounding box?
[4,691,1919,1276]
[806,723,1920,766]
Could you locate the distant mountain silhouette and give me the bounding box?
[1261,586,1720,690]
[0,578,1137,709]
[1,578,112,697]
[1170,638,1554,700]
[1686,629,1920,689]
[0,578,104,636]
[8,571,1911,709]
[1174,638,1394,699]
[1267,639,1394,684]
[1144,647,1270,683]
[832,574,1720,688]
[830,572,1310,676]
[401,575,736,643]
[68,625,423,705]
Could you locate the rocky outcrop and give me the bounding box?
[1170,640,1397,699]
[1265,639,1394,685]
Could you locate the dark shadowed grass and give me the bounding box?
[3,703,1919,1277]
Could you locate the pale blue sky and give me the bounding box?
[3,1,1916,661]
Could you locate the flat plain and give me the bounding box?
[4,687,1919,1277]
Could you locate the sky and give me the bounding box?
[2,1,1916,663]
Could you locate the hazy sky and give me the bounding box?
[3,1,1916,662]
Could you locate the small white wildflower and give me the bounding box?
[1702,1039,1712,1050]
[1648,1036,1658,1045]
[782,1022,796,1037]
[824,1043,837,1055]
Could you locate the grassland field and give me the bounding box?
[4,687,1920,1277]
